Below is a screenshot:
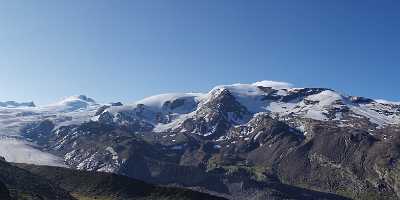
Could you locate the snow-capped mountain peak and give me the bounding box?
[46,95,97,112]
[1,80,399,199]
[0,101,36,108]
[135,93,205,113]
[56,95,96,105]
[94,81,400,135]
[0,80,399,179]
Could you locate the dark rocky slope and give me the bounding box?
[30,120,352,200]
[16,163,227,200]
[0,158,227,200]
[0,158,74,200]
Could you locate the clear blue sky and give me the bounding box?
[0,1,399,104]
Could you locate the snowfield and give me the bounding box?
[0,81,399,166]
[0,136,65,166]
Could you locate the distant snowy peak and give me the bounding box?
[3,80,397,136]
[212,81,292,96]
[0,101,35,108]
[46,95,97,112]
[135,93,205,113]
[58,95,96,104]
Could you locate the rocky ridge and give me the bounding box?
[1,81,400,199]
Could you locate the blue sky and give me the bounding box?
[0,1,399,104]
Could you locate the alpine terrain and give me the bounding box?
[1,80,400,200]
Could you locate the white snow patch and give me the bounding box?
[106,146,118,160]
[254,132,262,140]
[376,99,400,105]
[265,90,345,121]
[350,104,400,128]
[252,80,293,89]
[45,95,97,112]
[210,82,278,113]
[305,90,343,106]
[136,93,204,113]
[0,136,65,167]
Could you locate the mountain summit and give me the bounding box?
[0,81,399,200]
[0,101,35,108]
[44,95,97,112]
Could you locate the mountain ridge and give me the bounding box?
[1,80,400,199]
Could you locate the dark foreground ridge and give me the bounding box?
[15,163,350,200]
[0,158,226,200]
[16,163,227,200]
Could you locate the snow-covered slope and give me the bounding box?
[375,99,400,105]
[136,93,205,114]
[0,95,100,165]
[2,83,399,138]
[0,136,65,166]
[97,81,400,135]
[1,81,398,200]
[44,95,97,112]
[0,81,399,166]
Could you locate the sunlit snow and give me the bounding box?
[0,136,65,166]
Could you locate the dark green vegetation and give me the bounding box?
[17,163,350,200]
[0,159,226,200]
[0,158,73,200]
[16,163,227,200]
[0,180,11,200]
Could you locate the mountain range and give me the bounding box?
[1,80,400,200]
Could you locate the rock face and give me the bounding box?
[1,81,400,199]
